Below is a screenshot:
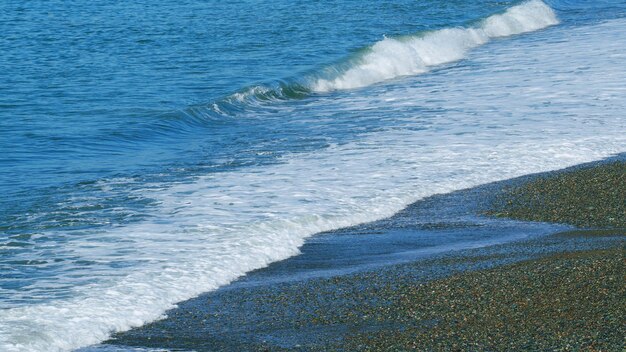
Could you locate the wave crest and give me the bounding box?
[312,0,558,92]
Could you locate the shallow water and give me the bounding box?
[1,1,625,350]
[100,163,624,351]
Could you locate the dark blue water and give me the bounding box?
[1,0,516,190]
[1,0,531,245]
[1,1,625,351]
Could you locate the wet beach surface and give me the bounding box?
[96,156,625,351]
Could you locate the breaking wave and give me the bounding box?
[312,0,558,91]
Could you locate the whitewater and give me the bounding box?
[1,1,625,351]
[312,0,558,91]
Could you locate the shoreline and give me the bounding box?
[487,159,625,229]
[101,156,625,351]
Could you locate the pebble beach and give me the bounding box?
[105,159,625,351]
[3,2,626,351]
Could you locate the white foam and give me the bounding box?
[313,0,558,91]
[1,12,625,352]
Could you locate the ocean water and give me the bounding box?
[1,0,625,351]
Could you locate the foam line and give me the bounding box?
[3,5,626,352]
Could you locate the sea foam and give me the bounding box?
[2,5,626,352]
[313,0,558,91]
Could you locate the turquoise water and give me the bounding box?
[1,1,625,351]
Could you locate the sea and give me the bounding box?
[1,0,625,351]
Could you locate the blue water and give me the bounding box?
[1,1,625,351]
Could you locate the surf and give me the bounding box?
[312,0,558,91]
[205,0,558,116]
[3,2,626,352]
